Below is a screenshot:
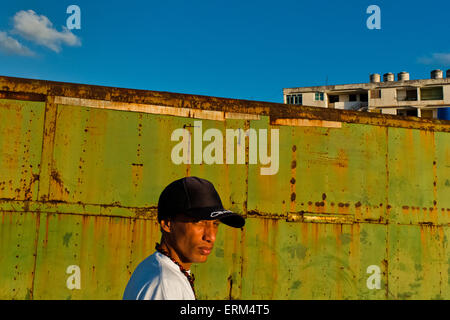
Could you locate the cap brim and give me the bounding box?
[185,207,245,228]
[217,212,246,228]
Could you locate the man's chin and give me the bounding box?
[192,254,210,263]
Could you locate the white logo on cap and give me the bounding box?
[210,210,232,218]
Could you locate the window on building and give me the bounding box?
[329,95,339,103]
[420,87,443,100]
[315,92,324,101]
[370,89,381,99]
[360,93,368,102]
[286,95,292,104]
[349,94,357,102]
[286,94,302,105]
[397,89,417,101]
[406,89,418,101]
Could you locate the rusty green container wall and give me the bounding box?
[0,76,449,300]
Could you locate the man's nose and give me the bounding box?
[202,222,217,243]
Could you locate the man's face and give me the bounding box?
[163,214,220,264]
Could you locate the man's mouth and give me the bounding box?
[198,246,213,255]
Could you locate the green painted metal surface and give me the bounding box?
[0,76,449,299]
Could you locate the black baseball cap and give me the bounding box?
[158,177,245,228]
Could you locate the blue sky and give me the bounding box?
[0,0,449,103]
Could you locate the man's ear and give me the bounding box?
[160,218,172,234]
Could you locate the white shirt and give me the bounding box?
[122,251,196,300]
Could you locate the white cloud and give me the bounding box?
[12,10,81,53]
[418,53,450,65]
[0,31,34,56]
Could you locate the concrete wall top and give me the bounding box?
[1,75,450,132]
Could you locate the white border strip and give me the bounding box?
[273,118,342,128]
[52,96,260,121]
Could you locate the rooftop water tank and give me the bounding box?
[370,73,381,83]
[397,72,410,81]
[383,73,394,82]
[431,69,443,79]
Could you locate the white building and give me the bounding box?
[284,70,450,120]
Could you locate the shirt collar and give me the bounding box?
[155,251,191,274]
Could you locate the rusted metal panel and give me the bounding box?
[248,121,388,222]
[31,213,159,299]
[0,99,44,201]
[238,219,388,299]
[435,131,450,225]
[387,127,442,225]
[0,211,39,299]
[46,104,248,213]
[388,224,448,299]
[48,104,188,207]
[0,76,449,300]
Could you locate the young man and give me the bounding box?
[122,176,245,300]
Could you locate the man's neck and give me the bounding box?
[159,241,192,271]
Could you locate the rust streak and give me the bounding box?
[290,143,297,213]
